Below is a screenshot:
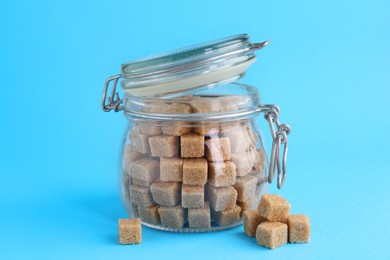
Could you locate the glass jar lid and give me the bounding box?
[120,34,269,97]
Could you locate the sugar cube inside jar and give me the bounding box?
[102,34,291,232]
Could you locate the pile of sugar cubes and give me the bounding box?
[122,98,268,230]
[117,194,310,246]
[243,194,310,249]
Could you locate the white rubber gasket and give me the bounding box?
[123,58,255,96]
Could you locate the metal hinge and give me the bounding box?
[258,104,291,189]
[101,74,123,112]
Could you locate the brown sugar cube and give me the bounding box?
[123,151,142,179]
[148,135,179,157]
[233,175,258,202]
[205,137,231,161]
[237,199,253,216]
[193,121,220,135]
[256,222,288,249]
[251,149,267,183]
[220,130,250,153]
[161,103,192,136]
[122,173,131,197]
[238,192,262,215]
[123,145,142,168]
[254,182,268,202]
[158,205,186,228]
[138,205,161,225]
[188,202,211,228]
[131,158,159,187]
[252,148,266,173]
[130,132,150,154]
[181,133,204,158]
[161,102,192,114]
[130,185,155,207]
[207,185,237,211]
[214,204,241,226]
[219,121,241,133]
[160,157,183,182]
[183,158,208,185]
[191,99,238,113]
[208,161,237,187]
[134,121,161,136]
[287,214,310,243]
[130,123,140,133]
[191,100,221,113]
[143,101,170,113]
[161,122,192,136]
[258,194,291,223]
[118,218,142,245]
[250,172,267,185]
[182,184,204,209]
[248,149,267,184]
[219,100,240,112]
[131,204,139,218]
[150,180,181,206]
[243,210,267,237]
[246,125,259,144]
[231,152,254,177]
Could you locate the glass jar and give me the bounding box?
[102,34,291,232]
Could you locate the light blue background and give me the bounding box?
[1,0,389,259]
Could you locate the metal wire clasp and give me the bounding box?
[258,104,291,189]
[102,74,123,112]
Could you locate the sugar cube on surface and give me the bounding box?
[118,218,142,245]
[243,210,266,237]
[258,194,291,223]
[256,222,288,249]
[287,214,310,243]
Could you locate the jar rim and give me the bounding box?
[122,83,262,122]
[120,34,268,97]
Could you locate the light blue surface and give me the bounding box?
[1,0,389,259]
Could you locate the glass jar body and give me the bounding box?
[119,111,269,232]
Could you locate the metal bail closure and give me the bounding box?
[258,104,291,189]
[102,74,123,112]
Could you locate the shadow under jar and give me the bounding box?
[102,34,291,232]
